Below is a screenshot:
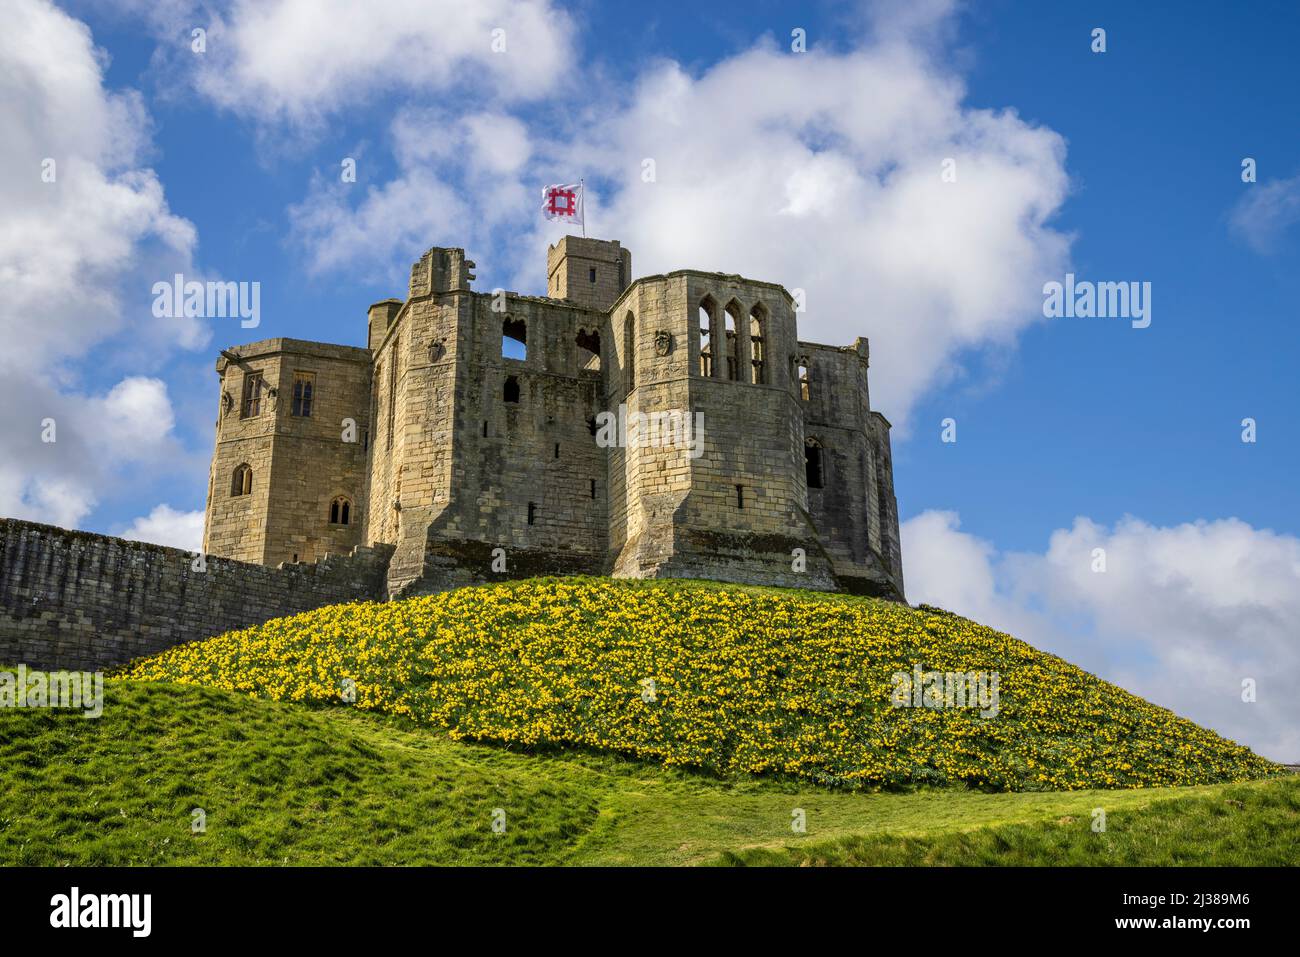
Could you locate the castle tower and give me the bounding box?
[203,339,372,566]
[546,236,631,311]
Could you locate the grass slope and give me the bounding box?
[120,577,1278,791]
[2,680,1294,866]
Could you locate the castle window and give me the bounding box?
[749,305,767,385]
[527,502,537,525]
[554,442,560,459]
[805,439,824,489]
[329,496,352,525]
[576,328,601,372]
[590,479,597,499]
[386,341,399,450]
[698,297,717,378]
[231,463,252,497]
[724,301,741,380]
[736,484,745,509]
[589,267,597,283]
[240,372,263,418]
[483,420,489,437]
[502,317,527,361]
[797,359,811,401]
[504,375,520,403]
[291,371,315,417]
[624,312,636,391]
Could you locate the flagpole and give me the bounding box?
[580,178,586,237]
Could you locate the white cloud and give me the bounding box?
[902,510,1300,761]
[1229,173,1300,254]
[128,0,574,128]
[289,110,533,276]
[0,0,198,527]
[121,504,204,551]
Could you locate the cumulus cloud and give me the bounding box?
[120,503,204,551]
[902,510,1300,761]
[0,0,197,526]
[1229,173,1300,254]
[115,0,574,128]
[289,109,534,277]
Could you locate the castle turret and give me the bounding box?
[547,236,631,311]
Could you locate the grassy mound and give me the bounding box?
[2,679,1294,866]
[119,577,1279,792]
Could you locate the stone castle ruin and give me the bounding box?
[1,236,905,671]
[204,237,905,600]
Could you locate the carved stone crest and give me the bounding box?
[428,339,446,363]
[653,330,673,357]
[220,391,233,415]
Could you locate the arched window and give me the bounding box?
[749,305,767,384]
[698,297,716,377]
[502,317,527,360]
[231,463,252,497]
[504,375,520,403]
[329,496,352,525]
[805,439,824,489]
[797,358,811,401]
[723,301,741,380]
[624,313,636,391]
[577,328,601,372]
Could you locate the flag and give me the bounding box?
[541,183,583,226]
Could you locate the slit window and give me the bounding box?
[527,502,537,525]
[590,479,597,499]
[589,267,597,283]
[291,372,315,417]
[624,313,636,391]
[735,484,745,509]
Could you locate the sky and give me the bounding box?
[1,0,1297,758]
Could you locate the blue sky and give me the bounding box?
[2,0,1297,757]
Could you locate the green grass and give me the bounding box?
[1,679,1293,866]
[118,577,1281,792]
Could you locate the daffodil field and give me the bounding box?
[119,578,1279,791]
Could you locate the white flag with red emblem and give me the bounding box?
[541,182,583,225]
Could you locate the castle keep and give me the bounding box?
[203,237,905,600]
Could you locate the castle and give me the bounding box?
[202,237,905,601]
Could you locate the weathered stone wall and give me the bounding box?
[0,519,393,671]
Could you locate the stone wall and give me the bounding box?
[0,518,393,671]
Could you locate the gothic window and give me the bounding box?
[502,317,527,360]
[231,463,252,496]
[504,375,521,403]
[291,371,315,417]
[240,372,263,418]
[698,297,717,377]
[805,439,824,489]
[724,301,741,380]
[797,358,811,401]
[749,305,767,384]
[329,496,352,525]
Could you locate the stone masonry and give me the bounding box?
[203,236,905,601]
